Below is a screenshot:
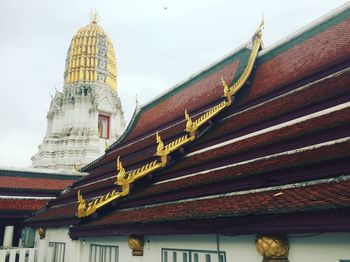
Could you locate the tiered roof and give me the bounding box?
[0,167,83,219]
[27,4,350,238]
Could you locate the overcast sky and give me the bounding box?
[0,0,348,167]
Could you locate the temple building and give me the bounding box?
[3,2,349,262]
[31,15,125,171]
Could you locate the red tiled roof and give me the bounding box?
[26,202,77,223]
[123,59,240,143]
[0,199,47,212]
[247,18,350,104]
[114,11,350,148]
[80,16,350,185]
[0,176,76,191]
[85,178,350,226]
[28,6,350,228]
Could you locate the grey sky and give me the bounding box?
[0,0,348,167]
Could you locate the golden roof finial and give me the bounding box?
[90,9,100,24]
[254,13,264,39]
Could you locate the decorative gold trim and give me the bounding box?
[222,19,263,106]
[76,22,263,218]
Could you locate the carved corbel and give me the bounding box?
[128,235,144,256]
[38,227,46,239]
[256,234,289,262]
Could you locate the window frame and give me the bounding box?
[161,248,226,262]
[48,242,66,262]
[89,244,119,262]
[98,114,110,139]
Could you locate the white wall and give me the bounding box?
[288,233,350,261]
[34,228,350,262]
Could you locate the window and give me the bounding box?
[98,114,110,139]
[98,73,106,82]
[21,228,35,248]
[99,49,107,57]
[98,37,106,46]
[89,244,118,262]
[162,248,226,262]
[49,242,65,262]
[99,60,107,69]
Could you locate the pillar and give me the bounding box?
[2,225,14,247]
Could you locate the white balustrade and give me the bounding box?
[0,248,39,262]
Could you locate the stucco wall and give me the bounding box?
[35,228,350,262]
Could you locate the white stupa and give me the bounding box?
[31,14,125,170]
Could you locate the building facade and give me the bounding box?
[31,17,125,171]
[25,3,350,262]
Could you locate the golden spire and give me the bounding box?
[64,12,118,91]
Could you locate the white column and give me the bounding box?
[69,239,82,262]
[37,237,47,262]
[2,225,14,247]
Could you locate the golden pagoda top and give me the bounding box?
[64,13,117,91]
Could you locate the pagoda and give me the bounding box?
[31,14,125,171]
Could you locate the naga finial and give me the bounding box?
[185,110,193,131]
[221,76,233,106]
[184,110,197,139]
[221,76,229,96]
[116,156,125,175]
[115,156,127,185]
[253,14,264,47]
[156,132,165,156]
[77,190,87,218]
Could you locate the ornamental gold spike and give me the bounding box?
[156,132,165,155]
[184,110,197,139]
[115,156,128,186]
[155,132,169,164]
[185,110,193,131]
[77,190,87,218]
[221,76,232,106]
